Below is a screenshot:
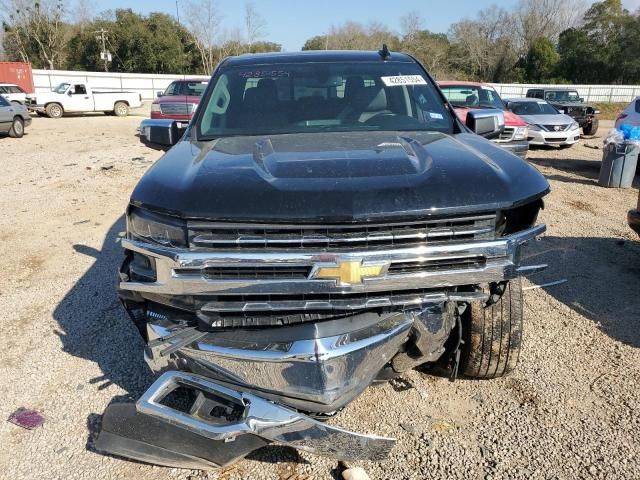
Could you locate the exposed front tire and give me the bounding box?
[582,117,599,136]
[8,116,24,138]
[460,279,523,379]
[113,101,129,117]
[45,103,63,118]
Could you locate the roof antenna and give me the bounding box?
[378,44,390,60]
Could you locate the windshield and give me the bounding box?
[164,80,208,97]
[510,101,558,116]
[197,62,452,139]
[440,85,504,110]
[545,90,580,102]
[53,83,70,94]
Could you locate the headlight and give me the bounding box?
[527,123,542,131]
[127,209,187,248]
[570,121,579,130]
[513,126,528,140]
[594,110,600,114]
[150,103,161,113]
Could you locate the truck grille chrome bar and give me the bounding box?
[119,224,545,297]
[188,213,496,250]
[199,290,488,314]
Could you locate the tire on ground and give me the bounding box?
[113,101,129,117]
[45,103,63,118]
[583,117,599,136]
[460,278,523,379]
[8,116,24,138]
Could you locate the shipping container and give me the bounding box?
[0,62,34,93]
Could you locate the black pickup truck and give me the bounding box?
[526,87,600,135]
[97,50,550,469]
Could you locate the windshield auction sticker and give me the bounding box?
[381,75,427,87]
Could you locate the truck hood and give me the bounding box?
[452,106,526,127]
[131,131,549,222]
[27,91,63,102]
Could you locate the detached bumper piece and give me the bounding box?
[96,371,394,469]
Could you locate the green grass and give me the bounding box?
[594,102,626,121]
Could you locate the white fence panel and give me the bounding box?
[32,69,640,103]
[490,83,640,103]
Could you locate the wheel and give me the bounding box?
[8,116,24,138]
[45,103,63,118]
[460,279,523,379]
[582,117,599,136]
[113,101,129,117]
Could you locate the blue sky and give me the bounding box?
[97,0,640,51]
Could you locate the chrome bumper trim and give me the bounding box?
[119,224,546,296]
[145,311,413,412]
[138,371,395,461]
[199,290,489,313]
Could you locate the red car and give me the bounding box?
[150,78,209,121]
[439,81,529,159]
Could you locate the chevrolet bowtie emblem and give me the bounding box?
[310,260,389,285]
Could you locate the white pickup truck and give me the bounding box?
[26,82,143,118]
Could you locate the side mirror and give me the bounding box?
[138,119,186,149]
[157,91,164,98]
[67,91,73,96]
[465,109,505,139]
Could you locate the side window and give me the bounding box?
[73,84,87,95]
[9,86,24,93]
[164,82,177,96]
[635,99,640,114]
[0,86,7,94]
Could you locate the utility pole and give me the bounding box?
[95,28,110,72]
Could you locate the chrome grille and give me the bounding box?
[498,126,515,142]
[542,124,570,132]
[159,103,194,115]
[176,256,486,281]
[188,213,497,250]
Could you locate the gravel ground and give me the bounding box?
[0,116,639,480]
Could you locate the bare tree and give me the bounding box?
[244,2,266,45]
[71,0,94,29]
[514,0,587,51]
[1,0,68,69]
[400,10,424,41]
[183,0,221,74]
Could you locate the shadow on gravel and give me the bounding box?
[527,154,640,188]
[525,235,640,347]
[52,216,153,397]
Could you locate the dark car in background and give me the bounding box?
[439,81,529,158]
[150,78,209,121]
[526,88,600,135]
[629,192,640,237]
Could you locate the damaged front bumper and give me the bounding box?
[99,223,546,468]
[97,371,394,468]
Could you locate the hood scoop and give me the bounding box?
[250,134,434,179]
